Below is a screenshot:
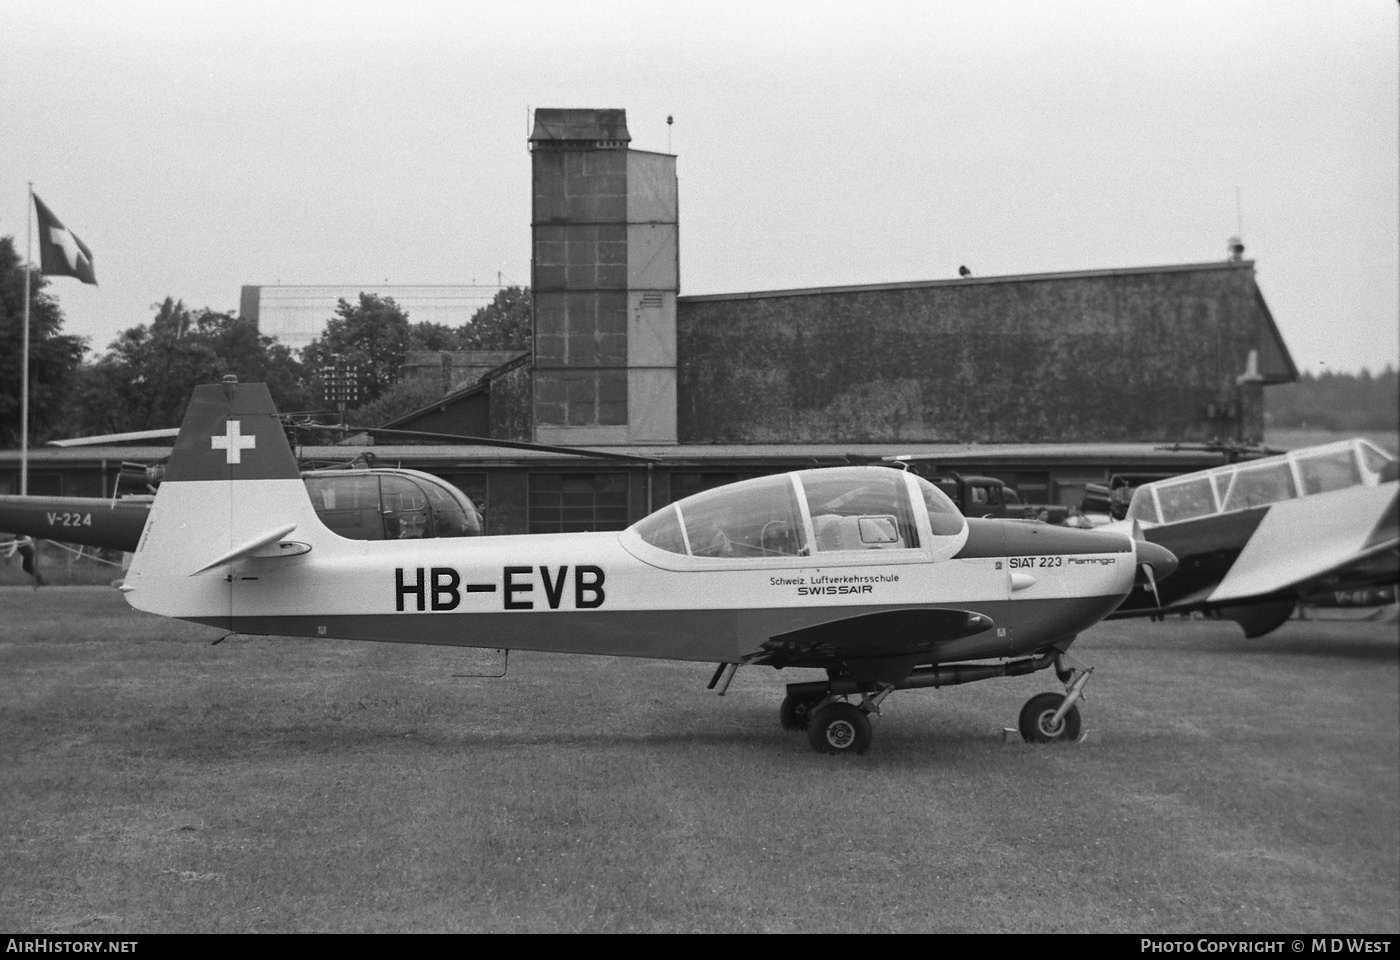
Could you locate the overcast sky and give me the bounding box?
[3,0,1396,375]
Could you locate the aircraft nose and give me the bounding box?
[1135,540,1178,582]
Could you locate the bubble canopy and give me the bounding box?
[1125,438,1397,526]
[626,466,967,565]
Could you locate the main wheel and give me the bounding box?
[780,693,823,731]
[807,702,872,755]
[1018,692,1082,743]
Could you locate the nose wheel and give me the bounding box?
[1018,652,1090,743]
[1018,692,1082,742]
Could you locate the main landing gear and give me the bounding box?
[807,701,873,754]
[766,650,1095,754]
[784,684,895,756]
[781,690,887,754]
[779,692,822,731]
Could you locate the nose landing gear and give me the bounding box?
[1017,652,1091,743]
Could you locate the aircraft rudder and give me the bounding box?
[122,379,320,610]
[163,378,299,483]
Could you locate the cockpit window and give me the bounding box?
[1125,487,1160,525]
[633,503,688,554]
[304,474,387,539]
[685,475,808,557]
[630,467,967,559]
[1221,462,1297,512]
[1155,476,1217,523]
[381,475,430,539]
[304,470,483,539]
[801,468,919,552]
[1359,442,1398,481]
[1296,449,1362,496]
[913,476,967,536]
[634,474,808,557]
[417,476,483,536]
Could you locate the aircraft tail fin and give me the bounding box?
[163,376,300,483]
[122,378,325,619]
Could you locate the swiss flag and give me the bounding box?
[33,194,96,284]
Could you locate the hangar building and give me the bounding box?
[5,107,1299,538]
[517,108,1293,448]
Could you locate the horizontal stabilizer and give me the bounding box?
[190,523,299,576]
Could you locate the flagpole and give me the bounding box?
[20,183,32,496]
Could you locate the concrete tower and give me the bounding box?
[529,108,678,444]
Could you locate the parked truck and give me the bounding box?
[927,471,1070,524]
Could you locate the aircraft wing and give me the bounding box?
[750,607,994,684]
[1206,482,1397,603]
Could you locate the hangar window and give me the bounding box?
[529,473,629,534]
[669,470,767,503]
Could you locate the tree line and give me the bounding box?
[1266,367,1399,432]
[0,236,530,444]
[3,232,1395,444]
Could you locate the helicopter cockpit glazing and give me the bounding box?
[303,469,482,541]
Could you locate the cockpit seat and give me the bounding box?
[814,514,903,551]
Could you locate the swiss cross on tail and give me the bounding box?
[211,420,256,463]
[162,378,300,482]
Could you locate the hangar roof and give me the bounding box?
[680,259,1254,302]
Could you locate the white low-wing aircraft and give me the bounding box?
[1104,438,1398,637]
[122,378,1177,754]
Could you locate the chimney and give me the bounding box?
[1227,236,1245,262]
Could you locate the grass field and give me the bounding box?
[1,588,1396,933]
[0,542,126,588]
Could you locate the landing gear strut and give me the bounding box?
[793,685,892,755]
[759,648,1093,754]
[1017,652,1091,744]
